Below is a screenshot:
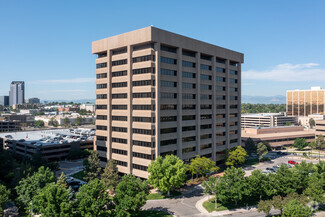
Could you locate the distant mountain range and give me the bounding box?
[42,96,286,105]
[242,95,286,104]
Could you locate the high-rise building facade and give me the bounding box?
[92,27,244,178]
[26,97,40,104]
[287,87,325,116]
[0,96,9,106]
[9,81,25,106]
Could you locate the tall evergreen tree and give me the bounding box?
[84,151,102,182]
[57,172,68,188]
[102,160,120,191]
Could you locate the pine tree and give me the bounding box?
[57,172,68,188]
[102,160,120,191]
[84,151,102,182]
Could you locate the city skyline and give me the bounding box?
[0,1,324,100]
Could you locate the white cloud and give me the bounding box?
[28,78,95,84]
[243,63,325,82]
[36,89,87,93]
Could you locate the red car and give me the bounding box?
[288,160,299,165]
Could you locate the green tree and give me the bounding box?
[308,141,316,153]
[292,161,316,192]
[247,170,269,200]
[257,200,272,216]
[272,195,285,215]
[257,142,268,162]
[275,165,299,196]
[148,155,187,196]
[285,122,292,126]
[309,118,315,129]
[49,117,59,127]
[75,116,83,126]
[34,120,44,128]
[84,151,102,182]
[63,117,70,127]
[202,176,221,209]
[57,172,68,188]
[244,138,256,154]
[293,138,308,151]
[304,173,324,205]
[114,174,150,217]
[32,183,72,217]
[77,179,113,217]
[15,166,56,213]
[282,199,312,217]
[102,160,120,191]
[0,184,10,215]
[188,155,219,178]
[225,146,247,166]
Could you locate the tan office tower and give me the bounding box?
[287,87,325,116]
[93,27,244,178]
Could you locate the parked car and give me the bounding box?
[288,160,299,165]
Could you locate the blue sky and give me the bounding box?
[0,0,324,100]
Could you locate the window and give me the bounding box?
[96,73,107,79]
[96,83,107,89]
[160,139,177,146]
[230,96,238,100]
[112,148,127,155]
[96,62,107,69]
[133,92,155,98]
[182,71,196,78]
[182,104,196,110]
[200,104,211,109]
[161,68,177,76]
[133,55,155,63]
[182,94,196,99]
[112,93,127,99]
[216,57,226,64]
[216,95,226,100]
[201,114,212,120]
[216,123,226,127]
[230,87,238,92]
[97,136,107,141]
[201,124,212,129]
[161,56,177,64]
[230,105,238,109]
[112,47,127,55]
[182,126,196,132]
[229,113,238,118]
[200,143,212,150]
[112,59,127,66]
[133,43,154,51]
[182,136,196,142]
[112,82,127,88]
[133,128,155,135]
[112,70,127,77]
[112,127,127,133]
[160,116,177,122]
[133,105,155,110]
[112,137,127,144]
[230,70,238,75]
[201,54,212,61]
[96,125,107,131]
[182,147,196,154]
[200,94,212,100]
[132,164,148,171]
[133,117,155,123]
[112,116,127,121]
[200,84,212,90]
[96,94,107,99]
[216,86,226,91]
[133,67,155,75]
[230,61,238,67]
[99,157,107,163]
[133,80,155,86]
[97,52,107,58]
[200,64,212,70]
[97,145,107,152]
[161,44,177,53]
[133,140,155,148]
[160,104,177,110]
[216,141,226,146]
[161,81,177,87]
[96,105,107,110]
[161,128,177,134]
[216,76,226,82]
[133,152,155,160]
[112,105,127,110]
[161,93,177,99]
[230,139,238,144]
[230,122,237,126]
[182,60,196,68]
[116,160,127,167]
[97,115,107,120]
[200,134,212,139]
[230,78,238,84]
[216,67,226,73]
[216,114,226,118]
[216,105,226,109]
[183,115,196,121]
[182,50,196,57]
[200,74,211,80]
[182,82,196,89]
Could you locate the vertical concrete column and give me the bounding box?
[127,45,132,174]
[154,42,160,159]
[177,47,183,159]
[237,62,242,146]
[196,53,201,156]
[107,49,112,161]
[225,59,230,149]
[211,57,217,161]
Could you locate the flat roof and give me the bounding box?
[242,129,315,139]
[242,113,284,117]
[0,129,94,146]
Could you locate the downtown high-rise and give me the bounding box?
[93,27,244,178]
[9,81,25,106]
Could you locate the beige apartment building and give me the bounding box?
[92,27,243,178]
[287,87,325,116]
[316,120,325,137]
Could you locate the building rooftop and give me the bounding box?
[287,86,323,91]
[0,128,94,146]
[242,113,285,117]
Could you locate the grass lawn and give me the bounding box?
[70,170,86,181]
[147,190,182,200]
[203,198,256,213]
[245,159,259,166]
[135,210,172,217]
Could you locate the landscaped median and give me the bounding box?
[147,190,182,200]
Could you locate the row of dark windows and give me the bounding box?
[96,73,107,79]
[112,82,127,88]
[133,67,155,75]
[96,125,107,131]
[161,56,177,65]
[97,52,107,58]
[182,126,196,132]
[133,140,155,148]
[97,115,107,120]
[161,81,177,87]
[112,70,127,77]
[97,145,107,152]
[112,148,127,155]
[112,59,127,66]
[160,116,177,122]
[133,163,148,171]
[112,127,127,133]
[182,147,196,154]
[112,93,127,99]
[133,92,155,98]
[133,152,155,160]
[133,116,155,123]
[96,62,107,69]
[161,44,177,53]
[133,43,154,51]
[96,83,107,89]
[112,137,127,144]
[133,79,155,86]
[97,136,107,141]
[112,116,127,121]
[133,104,155,110]
[97,94,107,99]
[96,105,107,110]
[160,139,177,146]
[133,128,155,135]
[133,55,155,63]
[112,105,127,110]
[112,47,127,55]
